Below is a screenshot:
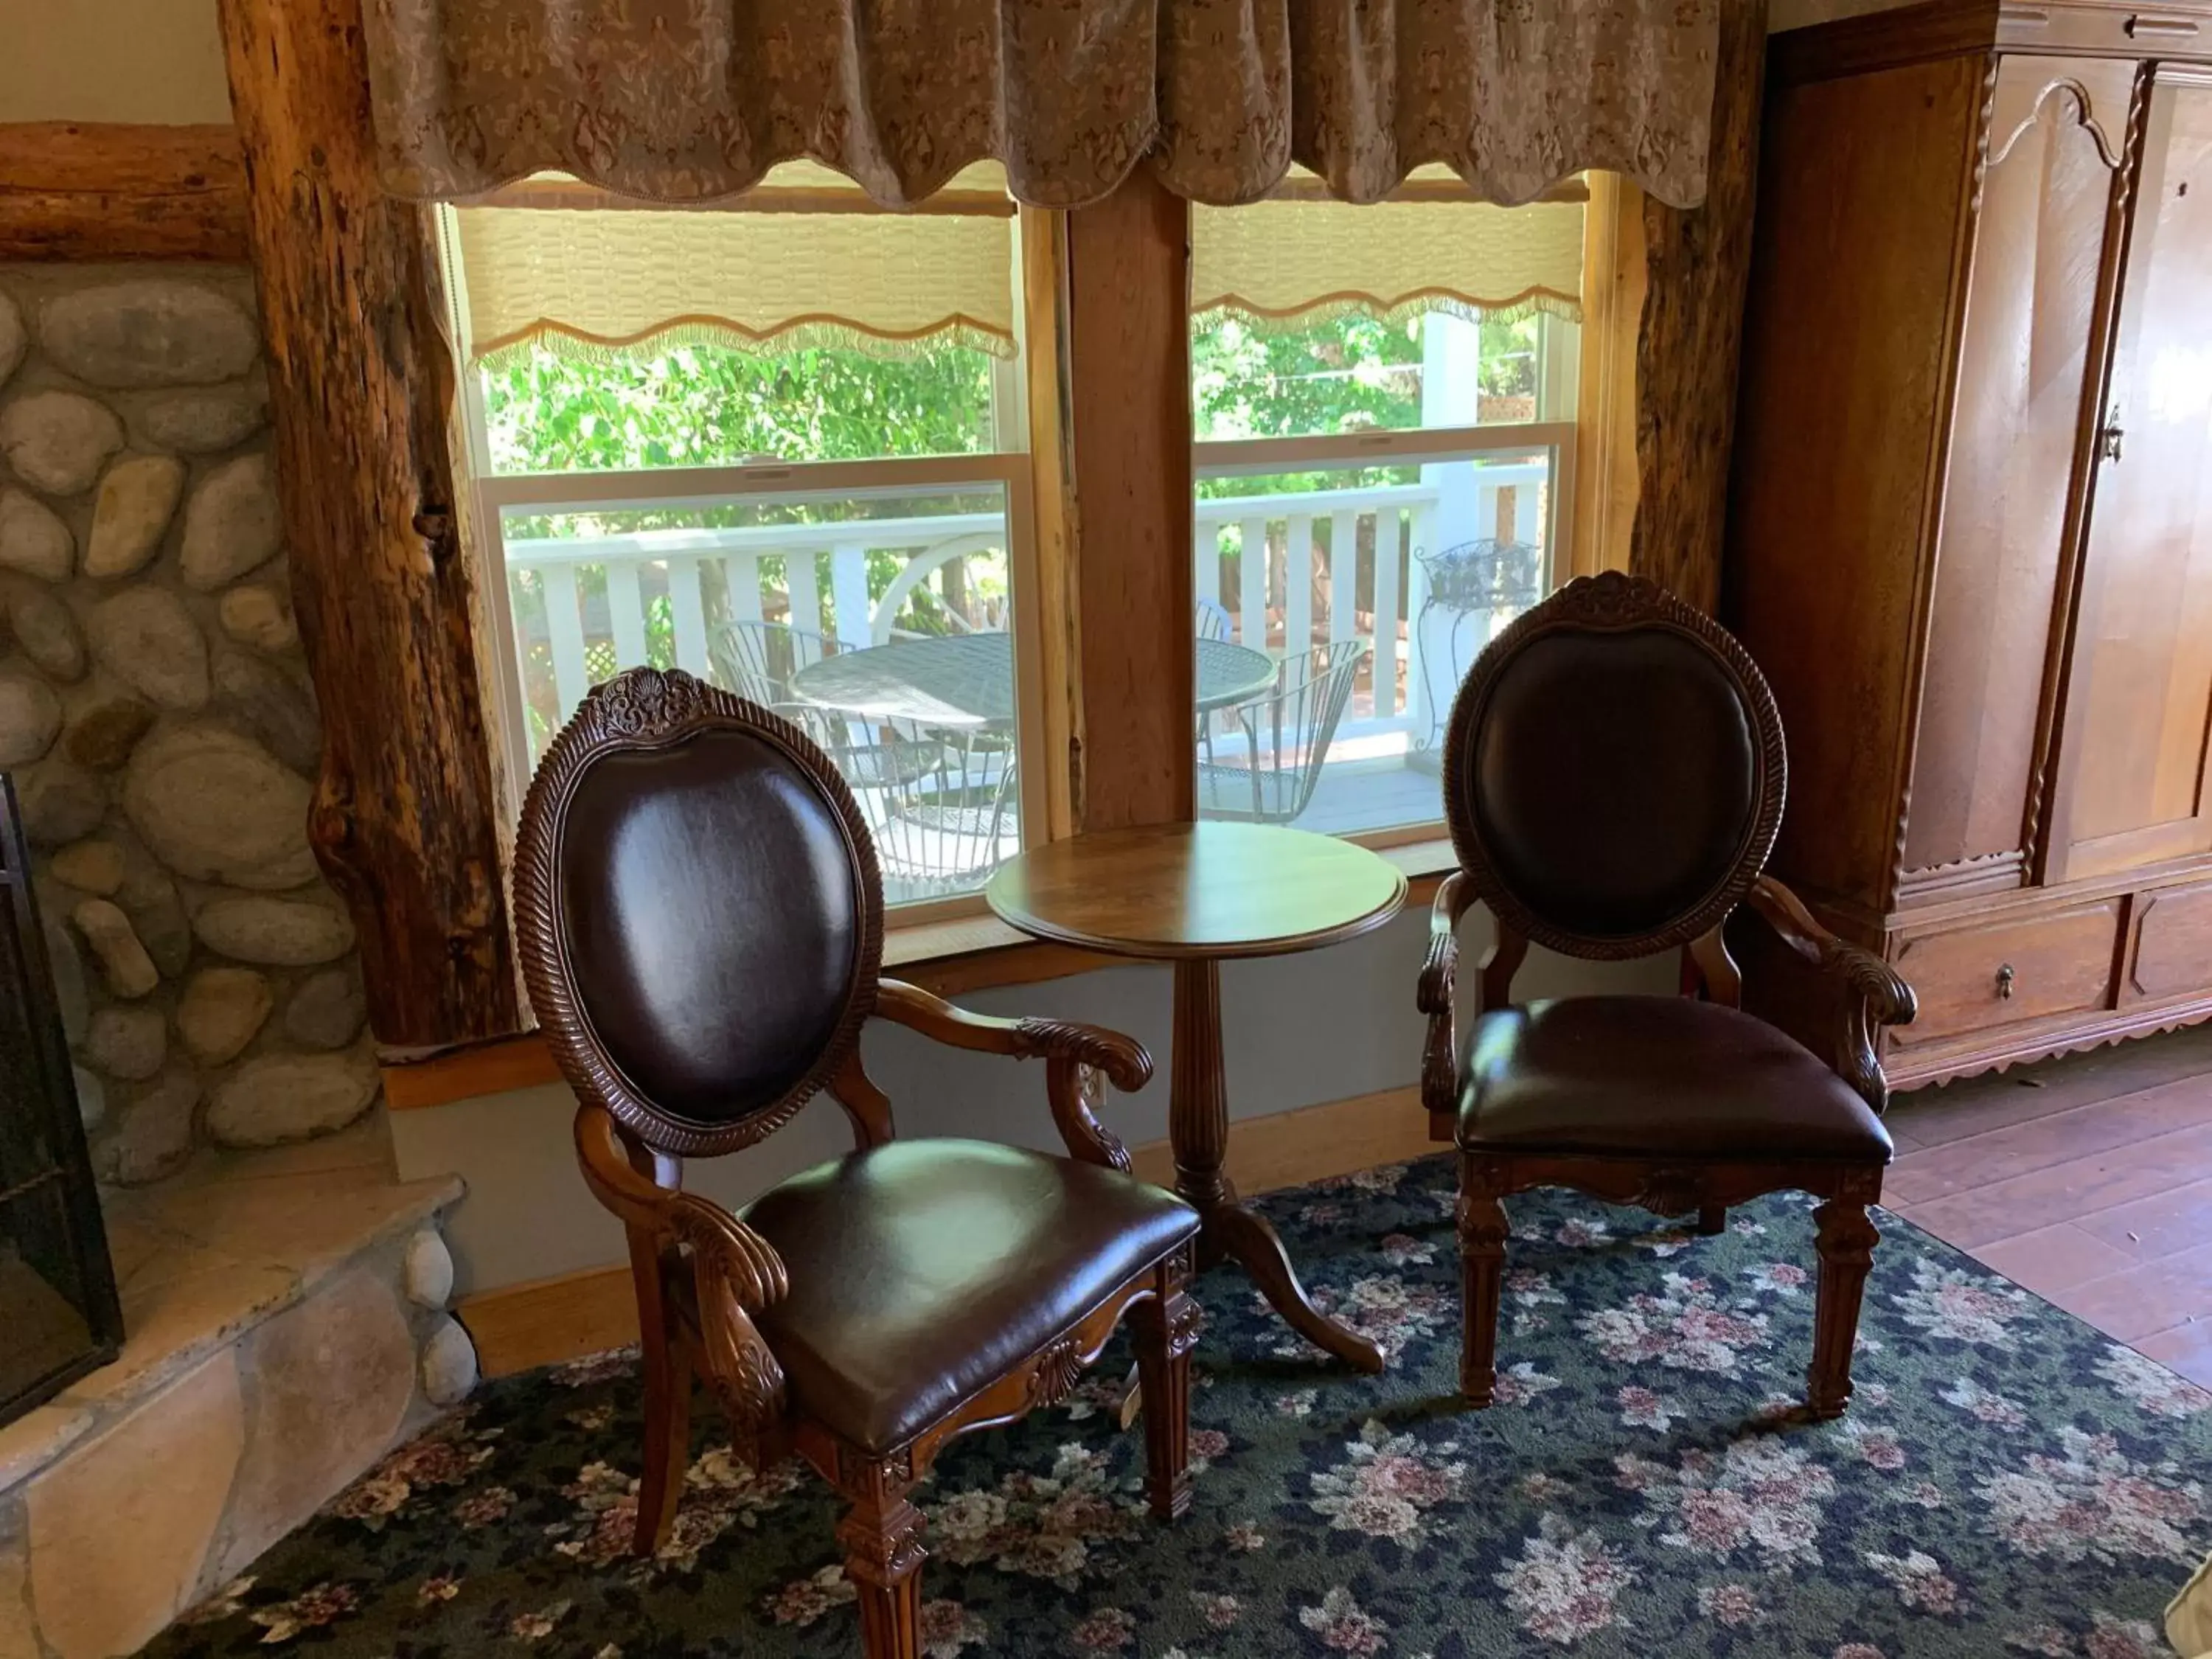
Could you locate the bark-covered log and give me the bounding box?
[217,0,518,1045]
[1632,0,1766,614]
[0,122,248,262]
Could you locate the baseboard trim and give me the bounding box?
[459,1084,1432,1377]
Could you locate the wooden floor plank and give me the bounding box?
[2069,1175,2212,1265]
[1891,1119,2212,1249]
[1886,1021,2212,1147]
[1961,1222,2142,1296]
[2132,1320,2212,1391]
[2039,1239,2212,1343]
[1882,1071,2212,1206]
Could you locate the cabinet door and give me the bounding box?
[1905,57,2135,883]
[2050,70,2212,883]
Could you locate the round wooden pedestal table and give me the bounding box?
[986,821,1407,1372]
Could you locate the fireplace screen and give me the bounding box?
[0,774,121,1425]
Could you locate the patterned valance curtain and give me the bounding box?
[362,1,1721,212]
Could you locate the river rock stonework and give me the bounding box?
[0,267,378,1184]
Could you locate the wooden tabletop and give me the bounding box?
[984,822,1408,961]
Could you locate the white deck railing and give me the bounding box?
[503,460,1549,734]
[1194,456,1548,743]
[504,511,1006,717]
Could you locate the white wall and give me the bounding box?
[394,905,1675,1295]
[0,0,231,123]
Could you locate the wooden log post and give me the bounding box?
[216,0,518,1046]
[1631,0,1766,614]
[1065,171,1197,830]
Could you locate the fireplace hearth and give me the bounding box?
[0,773,122,1425]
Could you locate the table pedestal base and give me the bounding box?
[1171,959,1385,1374]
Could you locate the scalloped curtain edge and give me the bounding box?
[473,314,1020,368]
[1192,286,1583,333]
[474,291,1585,368]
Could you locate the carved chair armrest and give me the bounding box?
[574,1105,790,1431]
[1744,875,1919,1111]
[873,978,1153,1170]
[1419,872,1478,1122]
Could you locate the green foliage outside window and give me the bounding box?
[484,342,997,473]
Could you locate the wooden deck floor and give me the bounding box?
[1886,1020,2212,1390]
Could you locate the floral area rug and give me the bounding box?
[148,1154,2212,1658]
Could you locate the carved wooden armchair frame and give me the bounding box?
[512,669,1199,1659]
[1416,573,1916,1419]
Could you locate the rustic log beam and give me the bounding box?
[0,122,249,262]
[216,0,519,1045]
[1065,171,1196,830]
[1631,0,1766,613]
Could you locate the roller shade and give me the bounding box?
[1192,185,1586,332]
[450,164,1018,366]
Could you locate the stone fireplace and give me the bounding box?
[0,265,476,1658]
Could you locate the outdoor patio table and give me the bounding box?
[987,821,1408,1373]
[788,630,1277,728]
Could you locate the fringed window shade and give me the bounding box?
[450,164,1018,366]
[363,1,1719,212]
[1192,178,1586,333]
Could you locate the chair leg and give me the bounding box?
[1133,1266,1200,1520]
[626,1227,691,1556]
[838,1488,926,1659]
[1458,1174,1509,1408]
[1808,1198,1880,1419]
[1697,1205,1727,1237]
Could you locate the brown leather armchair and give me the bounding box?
[1419,572,1916,1421]
[512,669,1201,1659]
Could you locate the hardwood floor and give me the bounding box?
[1886,1020,2212,1390]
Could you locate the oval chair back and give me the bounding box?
[510,668,884,1158]
[1439,571,1787,961]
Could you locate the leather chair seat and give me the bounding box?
[742,1139,1200,1453]
[1457,997,1892,1164]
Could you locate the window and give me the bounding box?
[1188,172,1584,839]
[442,165,1040,909]
[445,161,1606,924]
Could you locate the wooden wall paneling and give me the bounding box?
[2046,70,2212,883]
[1569,172,1645,580]
[1900,57,2138,881]
[1725,44,1989,916]
[217,0,520,1046]
[1629,0,1765,614]
[0,122,248,261]
[1063,170,1196,830]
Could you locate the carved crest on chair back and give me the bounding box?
[1440,571,1788,961]
[512,667,887,1158]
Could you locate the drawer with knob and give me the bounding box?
[1890,899,2125,1046]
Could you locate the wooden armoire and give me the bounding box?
[1728,0,2212,1088]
